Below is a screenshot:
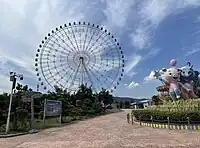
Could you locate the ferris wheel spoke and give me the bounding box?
[92,46,119,56]
[41,59,73,72]
[87,64,115,87]
[82,26,89,52]
[90,34,117,54]
[68,60,82,90]
[82,60,97,92]
[61,27,79,52]
[87,33,111,54]
[42,47,70,57]
[78,27,81,51]
[83,26,101,53]
[42,62,74,75]
[91,42,115,55]
[42,55,77,72]
[54,31,77,53]
[47,39,72,55]
[85,30,106,53]
[92,58,120,71]
[85,64,112,90]
[52,54,68,87]
[45,66,74,88]
[69,26,80,52]
[44,43,70,55]
[84,62,111,89]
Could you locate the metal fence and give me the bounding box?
[148,106,200,112]
[126,113,200,128]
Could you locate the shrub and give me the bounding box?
[132,109,200,124]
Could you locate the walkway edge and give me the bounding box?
[134,121,200,131]
[0,132,29,138]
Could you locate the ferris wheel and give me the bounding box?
[35,22,125,93]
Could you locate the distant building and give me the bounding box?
[131,99,152,109]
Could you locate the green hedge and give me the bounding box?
[132,109,200,124]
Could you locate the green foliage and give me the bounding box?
[0,83,113,132]
[148,99,200,112]
[132,109,200,123]
[124,101,130,109]
[152,95,163,105]
[113,100,131,109]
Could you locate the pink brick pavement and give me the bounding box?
[1,111,200,148]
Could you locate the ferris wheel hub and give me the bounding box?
[79,57,84,60]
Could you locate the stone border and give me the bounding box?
[0,132,29,138]
[138,122,200,131]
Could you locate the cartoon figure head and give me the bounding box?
[179,62,195,78]
[161,67,181,82]
[180,66,194,77]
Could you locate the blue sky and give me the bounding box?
[0,0,200,98]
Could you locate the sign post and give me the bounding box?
[43,100,62,125]
[22,92,42,134]
[29,96,37,134]
[43,99,46,125]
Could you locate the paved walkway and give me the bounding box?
[1,111,200,148]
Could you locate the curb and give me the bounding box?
[137,121,200,131]
[0,132,29,138]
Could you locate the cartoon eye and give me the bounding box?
[169,73,172,75]
[183,71,185,74]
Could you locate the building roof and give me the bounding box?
[131,99,151,105]
[156,85,169,92]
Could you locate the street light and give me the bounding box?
[5,72,23,134]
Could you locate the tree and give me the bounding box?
[119,101,123,108]
[152,95,162,105]
[0,83,115,131]
[124,101,130,109]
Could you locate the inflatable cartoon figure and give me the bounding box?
[153,59,200,100]
[180,62,200,82]
[179,62,199,98]
[157,67,182,101]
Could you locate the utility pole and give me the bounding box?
[6,72,23,134]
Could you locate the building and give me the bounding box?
[131,99,152,109]
[156,84,169,98]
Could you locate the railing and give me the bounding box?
[126,113,200,130]
[148,106,200,112]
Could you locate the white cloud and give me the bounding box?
[145,48,161,58]
[130,27,151,50]
[130,0,200,50]
[124,55,142,75]
[127,81,141,89]
[182,43,200,56]
[101,0,136,33]
[144,71,157,82]
[196,15,200,22]
[184,48,200,56]
[0,75,11,93]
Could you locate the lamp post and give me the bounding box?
[5,72,23,134]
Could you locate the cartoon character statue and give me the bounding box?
[156,67,182,101]
[154,59,195,101]
[179,62,199,98]
[180,62,200,82]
